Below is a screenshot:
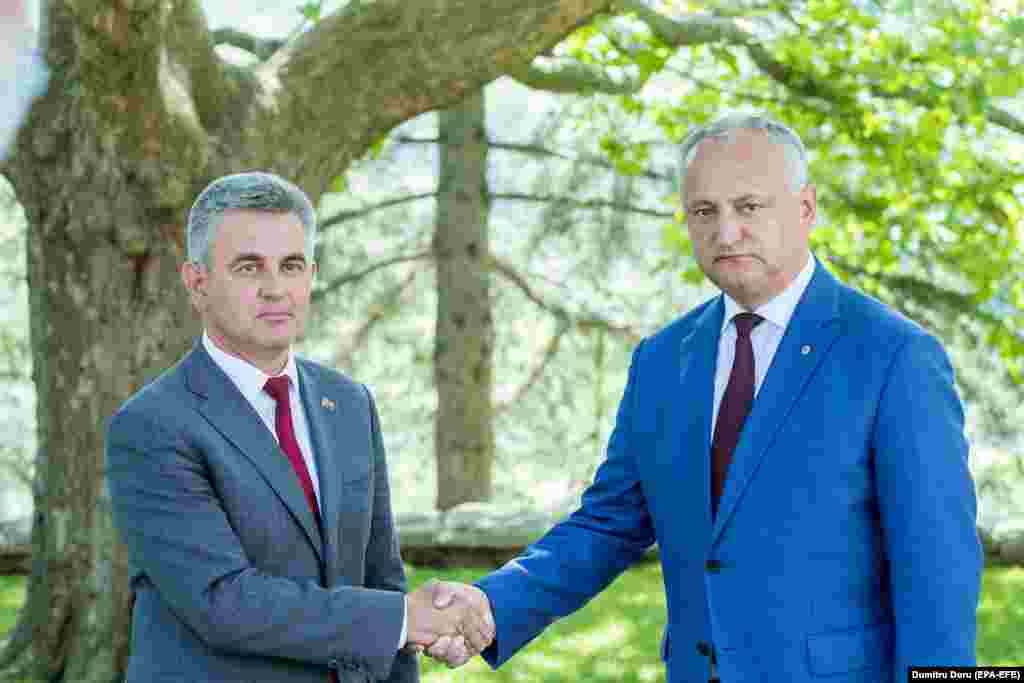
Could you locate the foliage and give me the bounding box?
[0,575,24,637]
[565,0,1024,381]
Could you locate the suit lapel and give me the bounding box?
[296,360,338,574]
[676,297,726,533]
[711,261,843,543]
[185,344,325,564]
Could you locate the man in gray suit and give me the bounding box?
[0,0,49,161]
[106,172,493,682]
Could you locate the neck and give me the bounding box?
[206,332,289,376]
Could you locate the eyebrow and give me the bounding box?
[687,194,773,208]
[228,252,308,267]
[732,194,773,204]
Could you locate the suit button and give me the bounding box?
[696,641,711,656]
[705,560,722,572]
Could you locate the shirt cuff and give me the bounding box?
[398,595,408,649]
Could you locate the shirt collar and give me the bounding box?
[722,252,815,333]
[202,331,299,405]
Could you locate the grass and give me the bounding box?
[1,565,1021,679]
[0,575,24,635]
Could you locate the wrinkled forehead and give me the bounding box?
[684,131,791,202]
[212,209,308,258]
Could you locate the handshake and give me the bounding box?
[405,580,495,668]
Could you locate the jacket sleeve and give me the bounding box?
[105,406,407,680]
[476,340,657,668]
[871,331,982,676]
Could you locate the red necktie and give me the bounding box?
[711,312,764,519]
[265,376,337,682]
[264,376,320,525]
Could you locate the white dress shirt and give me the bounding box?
[202,332,409,649]
[203,332,322,506]
[712,254,816,432]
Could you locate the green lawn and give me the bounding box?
[1,565,1020,680]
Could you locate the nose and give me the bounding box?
[259,271,286,298]
[714,211,743,247]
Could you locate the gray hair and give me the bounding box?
[679,114,809,204]
[186,171,317,266]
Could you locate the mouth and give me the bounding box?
[258,312,294,322]
[714,254,758,264]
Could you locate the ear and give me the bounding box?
[180,261,207,311]
[799,184,817,228]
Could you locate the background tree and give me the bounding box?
[0,1,613,679]
[0,0,1020,680]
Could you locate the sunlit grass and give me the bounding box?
[0,575,25,635]
[407,563,667,683]
[976,566,1024,665]
[0,564,1020,679]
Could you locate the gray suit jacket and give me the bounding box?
[106,342,418,683]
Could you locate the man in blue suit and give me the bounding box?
[427,114,982,682]
[106,172,492,682]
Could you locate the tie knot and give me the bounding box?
[264,375,290,403]
[733,312,763,338]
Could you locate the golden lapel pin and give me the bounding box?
[321,397,336,411]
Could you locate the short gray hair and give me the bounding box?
[186,171,317,266]
[679,113,809,204]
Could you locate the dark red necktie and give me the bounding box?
[264,376,320,525]
[265,376,338,682]
[711,312,764,519]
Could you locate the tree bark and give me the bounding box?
[433,93,496,510]
[0,0,610,678]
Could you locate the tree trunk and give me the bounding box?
[0,0,609,678]
[434,93,496,510]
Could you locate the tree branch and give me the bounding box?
[395,135,676,182]
[254,0,614,200]
[331,267,424,369]
[164,0,255,141]
[312,250,433,302]
[489,254,641,341]
[622,0,1024,136]
[507,57,641,94]
[210,28,285,61]
[318,192,437,232]
[495,320,570,413]
[490,191,675,219]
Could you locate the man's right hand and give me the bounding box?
[422,581,495,668]
[405,580,494,658]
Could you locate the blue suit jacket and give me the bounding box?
[477,260,981,683]
[106,343,417,683]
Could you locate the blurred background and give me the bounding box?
[0,0,1021,680]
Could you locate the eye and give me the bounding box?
[236,263,259,274]
[692,206,715,218]
[739,202,763,214]
[284,261,306,273]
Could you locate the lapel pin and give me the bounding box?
[321,397,336,411]
[801,345,812,355]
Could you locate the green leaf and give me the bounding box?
[298,1,322,22]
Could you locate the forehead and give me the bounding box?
[212,209,306,259]
[684,130,790,202]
